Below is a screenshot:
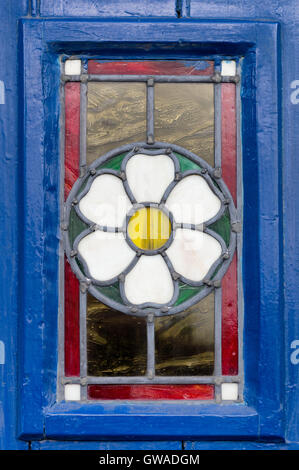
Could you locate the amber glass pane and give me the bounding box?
[87,82,146,164]
[155,293,214,376]
[155,83,214,166]
[87,293,147,376]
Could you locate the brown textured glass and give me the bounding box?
[155,83,214,166]
[155,293,215,376]
[87,82,146,164]
[87,293,147,376]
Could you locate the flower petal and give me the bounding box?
[166,175,221,224]
[126,153,175,203]
[124,255,174,305]
[166,229,222,282]
[78,230,136,281]
[79,174,132,227]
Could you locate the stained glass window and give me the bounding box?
[60,58,242,402]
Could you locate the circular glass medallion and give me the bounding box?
[64,142,237,317]
[127,207,172,251]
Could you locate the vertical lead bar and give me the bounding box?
[214,289,222,402]
[236,61,244,400]
[147,78,155,144]
[214,77,222,402]
[57,77,65,401]
[80,291,87,400]
[146,314,155,379]
[80,72,87,172]
[214,82,222,168]
[80,64,88,400]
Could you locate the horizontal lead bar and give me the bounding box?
[62,74,239,84]
[63,375,241,385]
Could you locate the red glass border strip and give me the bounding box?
[88,384,214,400]
[64,82,81,377]
[88,60,214,76]
[64,259,80,376]
[221,82,238,375]
[221,83,237,205]
[221,254,238,375]
[64,82,80,201]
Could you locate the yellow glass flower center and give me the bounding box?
[127,207,172,251]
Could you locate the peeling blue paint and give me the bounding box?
[0,81,5,105]
[0,342,4,365]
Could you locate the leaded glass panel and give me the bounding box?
[60,58,242,403]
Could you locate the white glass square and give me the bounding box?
[221,60,236,77]
[65,59,81,75]
[65,384,81,401]
[221,383,239,400]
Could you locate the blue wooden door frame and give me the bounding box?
[0,0,299,451]
[18,18,282,442]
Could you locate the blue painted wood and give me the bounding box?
[18,17,283,443]
[42,402,259,440]
[254,22,283,439]
[40,0,177,17]
[189,1,295,20]
[184,441,299,450]
[18,19,47,440]
[31,440,182,450]
[0,0,30,450]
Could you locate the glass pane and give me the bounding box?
[221,60,236,77]
[124,255,174,305]
[88,384,214,400]
[65,59,81,76]
[222,253,238,375]
[87,82,146,164]
[127,207,171,251]
[166,229,222,282]
[155,293,215,376]
[126,153,175,203]
[165,174,221,225]
[65,82,80,200]
[221,82,238,375]
[78,230,135,281]
[64,259,80,377]
[62,58,241,403]
[79,173,132,227]
[88,59,214,76]
[64,82,80,377]
[221,83,237,202]
[155,83,214,166]
[87,293,147,376]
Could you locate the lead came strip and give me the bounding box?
[147,314,155,379]
[146,78,155,144]
[58,77,66,401]
[236,61,244,400]
[80,63,88,400]
[214,65,222,402]
[62,74,238,83]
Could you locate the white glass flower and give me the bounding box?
[76,152,223,307]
